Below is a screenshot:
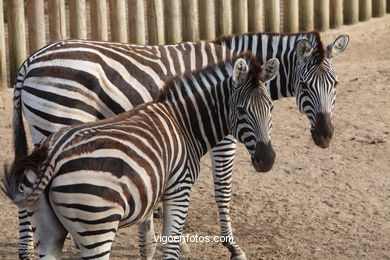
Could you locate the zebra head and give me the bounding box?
[295,34,349,148]
[230,56,279,172]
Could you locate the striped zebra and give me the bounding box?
[4,53,279,259]
[13,31,348,260]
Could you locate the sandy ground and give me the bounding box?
[1,16,390,259]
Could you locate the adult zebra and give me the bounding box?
[13,31,348,259]
[5,54,278,259]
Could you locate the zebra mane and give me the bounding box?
[2,144,48,201]
[157,51,264,103]
[213,30,325,65]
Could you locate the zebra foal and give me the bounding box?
[4,53,279,259]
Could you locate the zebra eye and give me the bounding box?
[237,107,246,117]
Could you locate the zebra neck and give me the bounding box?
[218,32,321,100]
[158,73,232,159]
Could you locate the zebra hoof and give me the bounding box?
[180,241,190,255]
[231,250,247,260]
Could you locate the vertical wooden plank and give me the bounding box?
[299,0,314,31]
[0,0,7,88]
[69,0,87,39]
[344,0,359,24]
[109,0,127,42]
[147,0,165,44]
[90,0,108,41]
[284,0,299,32]
[48,0,66,41]
[314,0,330,31]
[165,0,182,43]
[128,0,146,44]
[330,0,343,28]
[8,0,27,84]
[27,0,46,54]
[388,0,390,12]
[248,0,264,32]
[264,0,280,32]
[359,0,372,21]
[182,0,199,41]
[232,0,248,34]
[373,0,386,17]
[216,0,232,36]
[199,0,216,40]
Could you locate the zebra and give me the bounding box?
[12,31,348,260]
[4,53,279,259]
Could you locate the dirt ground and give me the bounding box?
[1,16,390,260]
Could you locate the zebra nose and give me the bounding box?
[251,141,276,172]
[311,112,334,148]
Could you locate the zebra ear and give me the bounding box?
[296,38,313,63]
[259,58,280,83]
[325,34,349,59]
[233,58,249,85]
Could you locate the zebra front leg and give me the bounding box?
[139,215,156,260]
[18,208,35,260]
[162,190,192,259]
[211,135,246,260]
[29,195,67,259]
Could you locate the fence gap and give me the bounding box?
[264,0,280,32]
[128,0,146,44]
[216,0,232,37]
[147,0,165,44]
[248,0,264,32]
[90,0,108,41]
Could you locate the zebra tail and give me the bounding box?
[2,145,48,207]
[13,62,29,159]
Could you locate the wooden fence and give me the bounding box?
[0,0,389,89]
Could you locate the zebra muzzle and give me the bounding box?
[251,141,276,172]
[311,112,334,148]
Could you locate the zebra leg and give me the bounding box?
[18,208,35,260]
[211,135,247,260]
[139,215,156,260]
[29,195,67,259]
[162,192,191,259]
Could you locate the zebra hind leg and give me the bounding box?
[211,136,247,260]
[18,208,34,260]
[29,195,67,259]
[139,215,156,260]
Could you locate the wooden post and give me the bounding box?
[359,0,372,21]
[109,0,127,42]
[182,0,199,41]
[314,0,329,31]
[330,0,343,28]
[48,0,66,41]
[373,0,386,17]
[388,0,390,12]
[27,0,46,54]
[283,0,299,33]
[232,0,248,34]
[8,0,27,84]
[0,0,7,89]
[165,0,182,43]
[147,0,165,44]
[199,0,216,40]
[90,0,108,41]
[299,0,314,31]
[128,0,146,44]
[216,0,232,36]
[248,0,264,32]
[264,0,280,32]
[344,0,359,24]
[69,0,87,39]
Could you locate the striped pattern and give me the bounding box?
[5,55,275,259]
[13,31,346,259]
